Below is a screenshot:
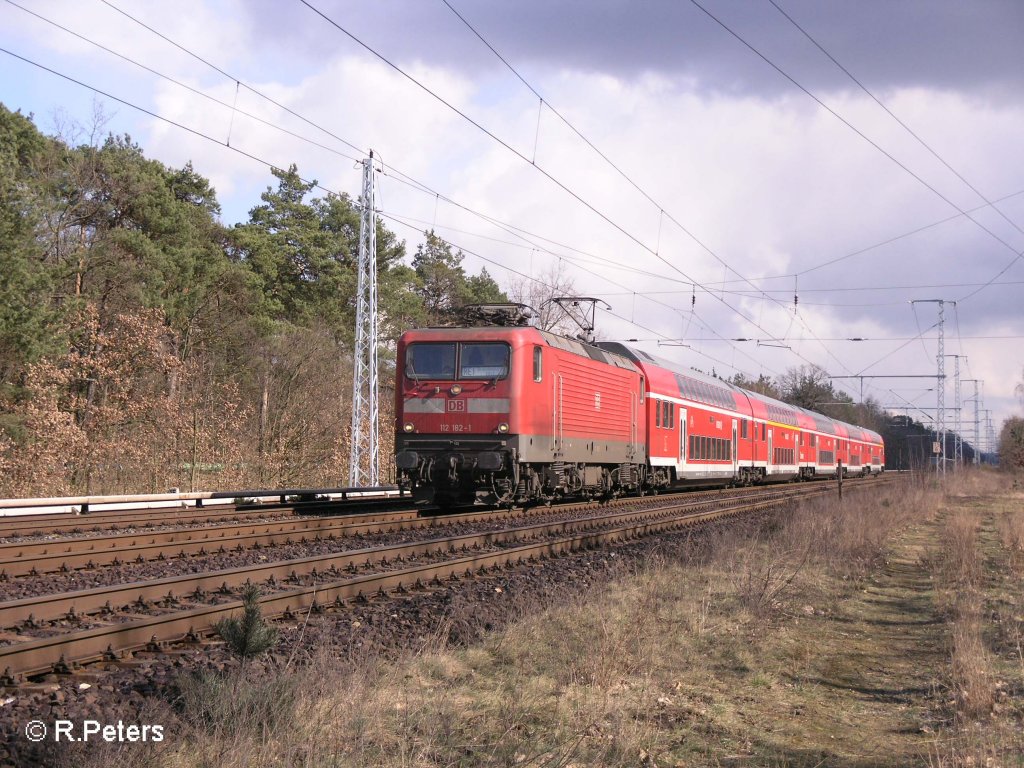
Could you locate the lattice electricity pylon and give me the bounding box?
[349,152,380,487]
[912,299,954,473]
[953,355,963,465]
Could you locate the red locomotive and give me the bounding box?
[394,308,884,507]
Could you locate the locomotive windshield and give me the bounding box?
[459,343,509,379]
[406,343,456,379]
[405,342,510,381]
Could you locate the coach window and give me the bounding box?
[533,346,543,382]
[741,420,748,439]
[761,423,766,441]
[655,400,661,428]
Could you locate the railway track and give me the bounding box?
[0,509,421,578]
[0,475,894,683]
[0,481,841,578]
[0,496,411,540]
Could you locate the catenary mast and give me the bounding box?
[349,152,380,486]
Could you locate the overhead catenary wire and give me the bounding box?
[0,43,773,385]
[5,0,785,382]
[768,0,1024,241]
[766,0,1024,305]
[689,0,1024,305]
[7,3,991,407]
[683,0,1024,403]
[323,2,902,399]
[442,0,929,398]
[4,0,704,296]
[34,0,1020,335]
[857,322,941,376]
[439,0,858,381]
[292,0,861,375]
[598,278,1024,296]
[3,0,364,164]
[21,0,1014,389]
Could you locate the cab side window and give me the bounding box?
[533,346,542,382]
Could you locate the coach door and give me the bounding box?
[553,374,564,457]
[732,419,738,476]
[679,408,687,466]
[767,429,774,474]
[629,393,637,459]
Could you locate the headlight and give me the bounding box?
[403,422,415,433]
[497,422,510,434]
[450,384,463,395]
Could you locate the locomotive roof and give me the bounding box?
[538,331,640,373]
[399,327,639,374]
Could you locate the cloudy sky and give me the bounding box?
[2,0,1023,446]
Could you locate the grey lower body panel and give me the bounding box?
[514,433,642,465]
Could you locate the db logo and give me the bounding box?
[447,400,465,412]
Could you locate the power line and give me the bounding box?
[295,0,870,386]
[637,186,1024,287]
[689,0,1024,304]
[598,278,1024,296]
[13,0,710,301]
[439,0,856,381]
[12,0,786,382]
[4,0,364,164]
[766,0,1024,307]
[94,0,353,159]
[59,0,1024,334]
[24,0,1015,390]
[0,43,773,386]
[768,0,1024,241]
[857,321,940,376]
[16,3,991,409]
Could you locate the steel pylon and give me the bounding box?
[349,152,380,486]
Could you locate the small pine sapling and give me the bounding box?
[215,584,279,660]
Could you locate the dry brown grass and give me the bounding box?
[77,475,970,767]
[926,469,1024,767]
[934,480,995,722]
[994,505,1024,575]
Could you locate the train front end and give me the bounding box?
[394,327,526,507]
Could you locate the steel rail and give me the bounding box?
[0,499,740,628]
[0,482,839,577]
[0,485,402,512]
[0,497,413,539]
[0,478,894,681]
[0,481,875,632]
[0,510,424,578]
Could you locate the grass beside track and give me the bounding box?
[41,471,1024,767]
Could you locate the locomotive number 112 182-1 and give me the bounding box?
[440,423,472,432]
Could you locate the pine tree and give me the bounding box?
[215,584,279,660]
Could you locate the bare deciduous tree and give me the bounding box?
[507,259,579,335]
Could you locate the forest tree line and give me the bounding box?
[0,105,504,496]
[2,104,997,498]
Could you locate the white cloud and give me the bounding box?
[1,0,1022,435]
